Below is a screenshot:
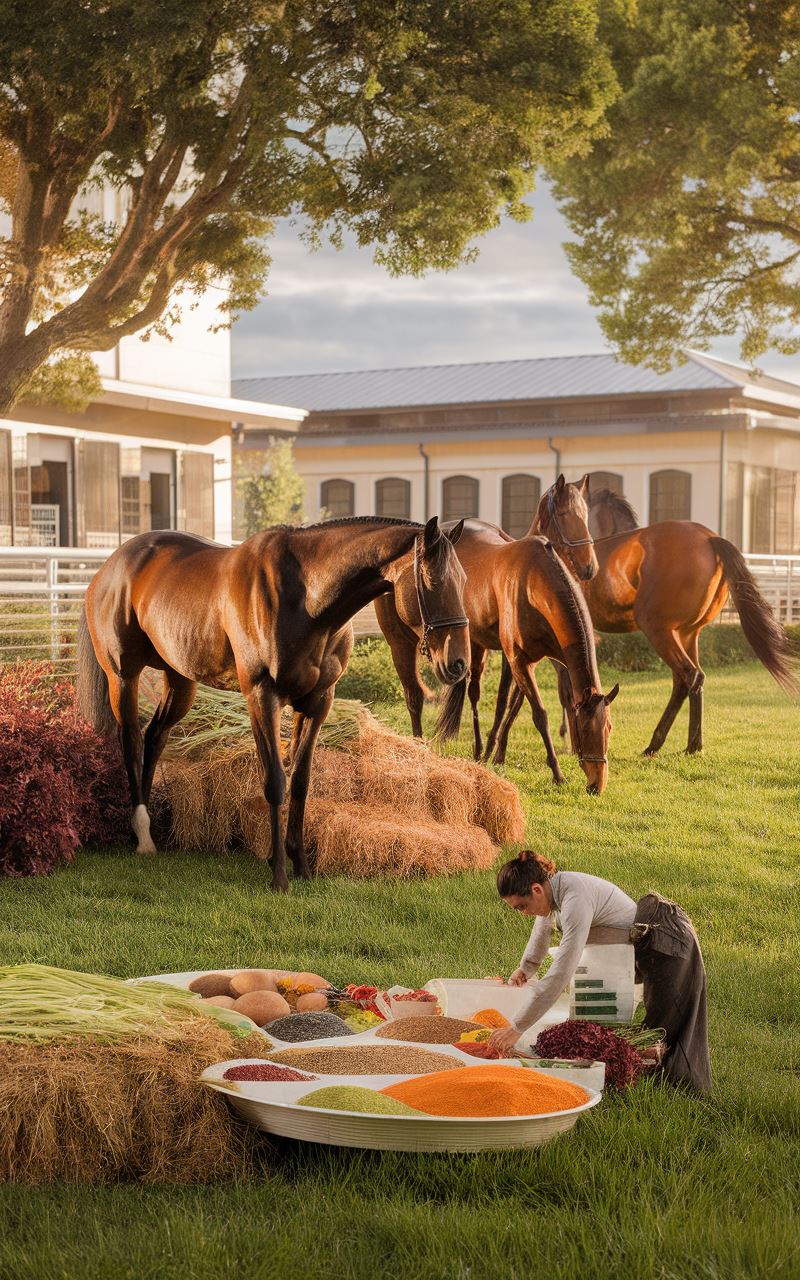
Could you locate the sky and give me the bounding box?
[231,182,800,384]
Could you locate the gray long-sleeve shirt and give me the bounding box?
[513,871,638,1034]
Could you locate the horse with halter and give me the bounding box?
[77,516,469,891]
[491,487,798,759]
[375,477,617,793]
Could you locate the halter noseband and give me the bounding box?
[413,535,469,661]
[546,488,594,550]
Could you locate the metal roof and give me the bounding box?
[232,351,791,414]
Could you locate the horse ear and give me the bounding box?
[423,515,440,546]
[556,473,566,491]
[605,683,620,704]
[579,473,590,496]
[446,518,465,546]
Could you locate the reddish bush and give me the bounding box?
[0,662,129,877]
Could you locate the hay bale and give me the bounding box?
[0,1021,266,1185]
[156,709,525,874]
[305,801,497,878]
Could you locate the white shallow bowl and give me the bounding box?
[201,1050,601,1153]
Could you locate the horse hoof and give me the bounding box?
[135,840,157,855]
[271,879,290,894]
[641,747,658,758]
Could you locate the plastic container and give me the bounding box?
[424,978,571,1043]
[569,944,636,1023]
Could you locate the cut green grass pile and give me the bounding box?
[0,662,798,1280]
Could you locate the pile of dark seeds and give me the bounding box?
[268,1011,355,1042]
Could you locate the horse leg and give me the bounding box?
[141,669,197,805]
[683,630,705,755]
[247,680,289,892]
[286,687,335,879]
[492,683,525,766]
[555,662,574,753]
[507,653,564,783]
[374,596,427,736]
[107,671,154,854]
[484,653,512,761]
[638,624,703,757]
[467,644,487,762]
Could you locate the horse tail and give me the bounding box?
[710,536,799,694]
[434,675,468,742]
[76,608,118,735]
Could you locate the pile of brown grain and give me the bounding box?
[158,707,524,879]
[268,1044,464,1076]
[375,1016,484,1044]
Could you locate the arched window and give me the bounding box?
[442,475,479,521]
[321,478,354,518]
[375,476,411,519]
[502,474,540,538]
[649,469,691,523]
[587,471,623,498]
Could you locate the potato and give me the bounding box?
[229,969,278,997]
[188,972,233,998]
[233,990,291,1026]
[200,995,236,1009]
[295,993,329,1012]
[293,972,331,989]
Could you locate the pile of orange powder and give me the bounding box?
[381,1064,589,1117]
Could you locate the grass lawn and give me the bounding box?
[1,662,798,1280]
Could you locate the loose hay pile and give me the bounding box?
[159,707,524,878]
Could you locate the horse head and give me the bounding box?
[569,683,619,794]
[414,516,469,685]
[534,474,598,581]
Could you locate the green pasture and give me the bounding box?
[1,662,799,1280]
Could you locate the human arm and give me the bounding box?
[518,914,554,978]
[507,894,594,1037]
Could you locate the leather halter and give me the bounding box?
[571,695,608,766]
[413,535,469,661]
[546,488,594,550]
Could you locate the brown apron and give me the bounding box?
[630,892,712,1094]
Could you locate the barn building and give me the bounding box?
[235,352,800,553]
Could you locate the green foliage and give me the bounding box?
[335,637,406,703]
[550,1,800,366]
[17,352,103,414]
[238,439,305,535]
[0,0,618,411]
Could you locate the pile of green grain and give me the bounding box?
[297,1085,425,1116]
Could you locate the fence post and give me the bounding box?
[47,552,59,662]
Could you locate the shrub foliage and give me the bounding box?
[0,663,128,877]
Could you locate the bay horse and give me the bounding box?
[491,488,798,758]
[375,488,617,793]
[77,516,468,891]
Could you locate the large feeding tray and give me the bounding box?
[201,1044,601,1153]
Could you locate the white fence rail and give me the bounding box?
[0,545,796,681]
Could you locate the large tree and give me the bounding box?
[550,0,800,368]
[0,0,616,414]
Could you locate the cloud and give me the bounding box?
[231,184,800,384]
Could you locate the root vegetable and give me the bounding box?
[293,972,330,989]
[295,993,329,1012]
[188,973,233,998]
[200,996,236,1009]
[229,970,278,996]
[232,991,291,1025]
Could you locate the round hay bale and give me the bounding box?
[0,1021,266,1185]
[305,800,497,878]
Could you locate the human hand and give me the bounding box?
[487,1025,520,1056]
[506,968,529,987]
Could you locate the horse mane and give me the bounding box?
[540,540,602,694]
[589,489,640,530]
[287,515,423,533]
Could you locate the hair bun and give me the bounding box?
[517,850,535,862]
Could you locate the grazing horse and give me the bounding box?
[376,488,616,792]
[77,516,468,891]
[376,476,599,764]
[492,488,798,757]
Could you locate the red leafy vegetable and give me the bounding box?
[534,1021,645,1090]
